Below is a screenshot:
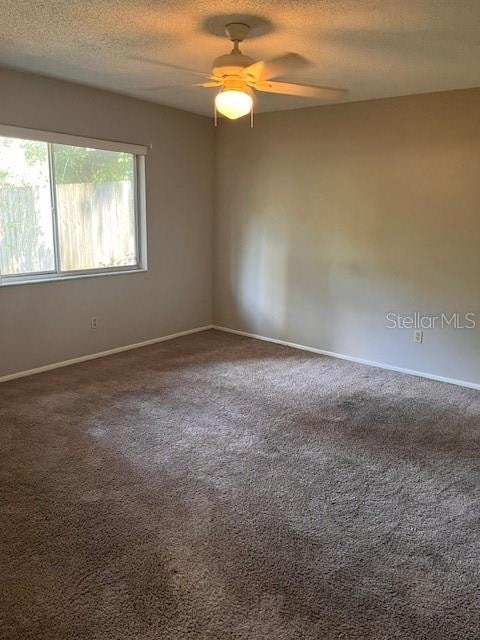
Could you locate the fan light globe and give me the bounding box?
[215,89,253,120]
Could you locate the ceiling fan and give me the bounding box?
[132,22,347,124]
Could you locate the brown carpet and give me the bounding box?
[1,329,479,639]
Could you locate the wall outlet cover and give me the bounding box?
[414,330,423,343]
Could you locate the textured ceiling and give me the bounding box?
[1,1,480,116]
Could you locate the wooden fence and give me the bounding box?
[0,181,135,275]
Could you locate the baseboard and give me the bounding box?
[0,325,213,384]
[212,325,480,391]
[4,323,478,391]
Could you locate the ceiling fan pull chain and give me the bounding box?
[250,107,254,129]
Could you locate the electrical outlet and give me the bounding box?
[91,317,98,329]
[414,329,423,344]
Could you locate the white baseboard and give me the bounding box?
[0,325,213,384]
[4,322,478,391]
[212,325,480,391]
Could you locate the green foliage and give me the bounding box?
[0,169,12,187]
[24,141,47,166]
[53,145,133,184]
[0,137,23,186]
[21,140,133,184]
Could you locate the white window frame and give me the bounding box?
[0,124,148,286]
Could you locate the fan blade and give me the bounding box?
[255,80,347,100]
[195,81,222,88]
[142,80,221,91]
[128,55,211,78]
[143,85,197,90]
[243,53,310,81]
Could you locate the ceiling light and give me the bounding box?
[215,87,253,120]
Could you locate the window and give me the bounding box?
[0,126,147,284]
[0,138,54,276]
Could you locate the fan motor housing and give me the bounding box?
[212,52,255,78]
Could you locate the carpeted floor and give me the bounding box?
[1,329,479,639]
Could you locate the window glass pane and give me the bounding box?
[0,137,54,276]
[53,145,137,271]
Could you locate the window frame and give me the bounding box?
[0,125,148,286]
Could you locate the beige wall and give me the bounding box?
[2,71,479,386]
[214,89,480,385]
[0,68,214,377]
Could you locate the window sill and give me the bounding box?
[0,267,148,287]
